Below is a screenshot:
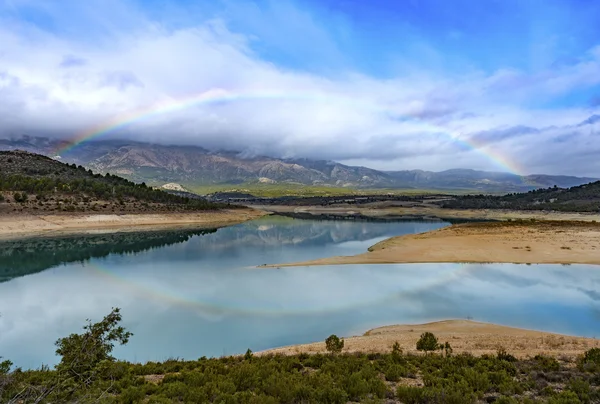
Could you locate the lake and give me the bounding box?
[0,215,599,369]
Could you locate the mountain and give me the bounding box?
[0,136,597,193]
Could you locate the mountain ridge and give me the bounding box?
[0,135,597,193]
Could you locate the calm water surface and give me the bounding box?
[0,215,599,368]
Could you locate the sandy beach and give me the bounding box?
[267,220,600,267]
[0,208,267,240]
[261,320,600,360]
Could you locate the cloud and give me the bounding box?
[100,70,144,91]
[59,54,87,68]
[0,0,599,175]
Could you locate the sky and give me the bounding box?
[1,0,600,176]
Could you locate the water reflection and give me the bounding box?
[0,216,598,369]
[0,228,217,282]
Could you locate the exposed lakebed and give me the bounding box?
[0,215,598,368]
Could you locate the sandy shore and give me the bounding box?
[256,204,600,222]
[261,320,600,360]
[267,220,600,267]
[0,208,267,240]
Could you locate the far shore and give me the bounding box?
[254,204,600,222]
[0,208,267,240]
[260,319,600,360]
[265,220,600,267]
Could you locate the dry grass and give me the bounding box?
[260,320,600,360]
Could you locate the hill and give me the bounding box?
[442,181,600,212]
[1,136,597,193]
[0,150,225,214]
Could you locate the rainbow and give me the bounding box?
[55,88,526,176]
[85,261,485,317]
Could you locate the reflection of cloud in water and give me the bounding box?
[1,217,598,368]
[578,288,600,302]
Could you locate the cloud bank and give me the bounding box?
[0,0,600,175]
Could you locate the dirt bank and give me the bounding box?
[255,204,600,222]
[261,320,600,360]
[266,220,600,266]
[0,208,267,240]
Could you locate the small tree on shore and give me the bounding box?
[416,332,439,355]
[55,307,132,382]
[325,334,344,354]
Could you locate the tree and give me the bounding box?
[55,307,132,383]
[0,359,11,375]
[325,334,344,354]
[416,332,439,354]
[244,349,253,361]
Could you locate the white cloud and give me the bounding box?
[0,0,599,175]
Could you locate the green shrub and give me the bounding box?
[396,386,423,403]
[497,348,517,362]
[583,348,600,364]
[548,390,583,404]
[325,334,344,354]
[416,332,439,354]
[384,364,407,381]
[533,355,560,372]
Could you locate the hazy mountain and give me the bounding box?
[0,136,597,192]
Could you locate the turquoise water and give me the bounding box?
[0,216,598,368]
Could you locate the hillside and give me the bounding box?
[442,181,600,212]
[1,136,597,192]
[0,150,225,214]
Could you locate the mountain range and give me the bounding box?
[0,135,597,193]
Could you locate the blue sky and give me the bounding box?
[1,0,600,175]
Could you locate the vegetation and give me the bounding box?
[325,335,344,354]
[443,181,600,212]
[0,151,228,213]
[416,332,439,354]
[2,310,600,403]
[189,182,475,198]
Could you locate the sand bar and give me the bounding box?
[266,220,600,266]
[0,208,267,240]
[261,319,600,360]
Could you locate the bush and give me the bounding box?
[325,335,344,354]
[13,192,27,203]
[533,355,560,372]
[497,348,517,362]
[416,332,439,354]
[583,348,600,364]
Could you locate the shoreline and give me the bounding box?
[265,220,600,267]
[0,208,267,240]
[260,319,600,360]
[253,204,600,222]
